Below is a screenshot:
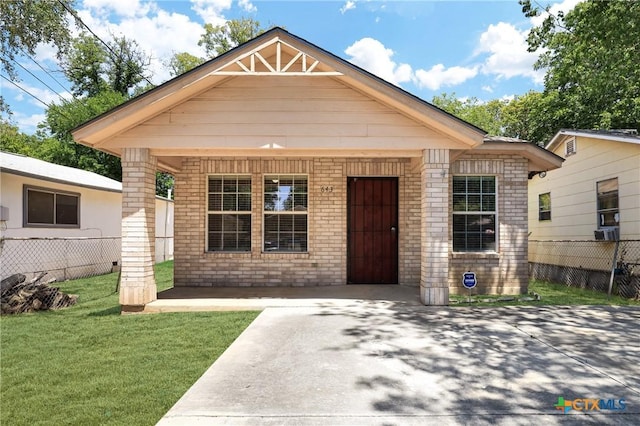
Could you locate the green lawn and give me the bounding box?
[0,261,259,426]
[3,268,638,425]
[450,279,640,306]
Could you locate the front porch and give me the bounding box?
[142,284,421,313]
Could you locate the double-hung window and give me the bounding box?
[453,176,496,252]
[24,186,79,227]
[596,178,619,228]
[538,193,551,221]
[264,175,308,252]
[207,175,251,252]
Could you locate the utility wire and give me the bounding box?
[55,0,155,88]
[12,59,68,103]
[1,74,51,109]
[18,48,75,98]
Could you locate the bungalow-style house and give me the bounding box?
[0,151,174,280]
[71,28,562,310]
[528,129,640,282]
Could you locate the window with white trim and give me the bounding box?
[538,192,551,221]
[596,178,619,229]
[264,175,308,252]
[207,175,251,252]
[453,176,496,252]
[24,185,79,227]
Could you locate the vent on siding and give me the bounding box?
[565,137,576,157]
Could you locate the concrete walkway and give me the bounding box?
[157,304,640,425]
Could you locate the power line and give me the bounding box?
[18,48,75,98]
[1,74,51,109]
[12,59,68,104]
[55,0,155,88]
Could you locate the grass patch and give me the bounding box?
[450,279,640,307]
[0,261,259,426]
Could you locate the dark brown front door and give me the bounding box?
[347,177,398,284]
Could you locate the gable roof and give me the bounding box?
[0,151,122,192]
[72,27,487,171]
[547,129,640,151]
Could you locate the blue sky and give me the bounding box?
[2,0,580,134]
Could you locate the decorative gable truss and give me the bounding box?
[213,37,343,76]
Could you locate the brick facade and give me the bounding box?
[174,157,420,287]
[420,149,450,304]
[120,148,157,307]
[449,154,529,294]
[172,153,529,296]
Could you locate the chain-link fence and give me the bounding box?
[529,240,640,299]
[0,237,121,282]
[0,236,174,283]
[0,236,173,314]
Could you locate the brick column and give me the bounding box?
[120,148,157,310]
[420,149,450,305]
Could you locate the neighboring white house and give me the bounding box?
[528,129,640,241]
[0,151,173,280]
[528,129,640,296]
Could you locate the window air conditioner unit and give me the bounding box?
[594,227,619,241]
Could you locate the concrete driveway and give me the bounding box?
[157,303,640,425]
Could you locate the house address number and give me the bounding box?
[320,186,334,193]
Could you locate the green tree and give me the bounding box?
[0,0,77,113]
[521,0,640,136]
[61,33,151,97]
[48,34,174,196]
[501,91,560,145]
[156,173,175,199]
[108,35,151,95]
[45,90,128,181]
[198,18,267,58]
[0,120,43,157]
[168,52,205,77]
[60,34,108,97]
[0,0,75,80]
[432,93,507,136]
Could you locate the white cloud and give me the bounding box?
[33,43,59,64]
[475,22,544,84]
[76,6,208,85]
[345,37,480,91]
[482,85,493,93]
[414,64,478,91]
[500,94,515,102]
[190,0,231,25]
[13,112,47,133]
[238,0,257,13]
[530,0,582,26]
[344,38,412,86]
[82,0,156,18]
[340,1,356,14]
[472,1,582,85]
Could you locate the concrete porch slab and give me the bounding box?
[144,285,421,313]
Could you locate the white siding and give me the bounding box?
[0,172,121,238]
[528,136,640,240]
